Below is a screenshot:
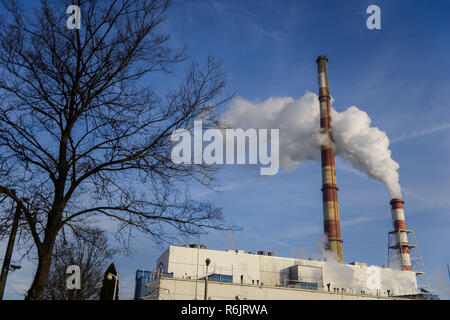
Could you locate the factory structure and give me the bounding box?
[134,57,438,300]
[135,245,424,300]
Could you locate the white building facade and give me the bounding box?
[136,245,420,300]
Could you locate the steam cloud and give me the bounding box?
[221,92,401,198]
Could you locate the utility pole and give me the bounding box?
[0,198,22,300]
[204,258,210,300]
[194,235,200,300]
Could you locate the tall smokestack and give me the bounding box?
[317,56,343,263]
[390,198,412,271]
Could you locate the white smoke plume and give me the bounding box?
[315,235,418,296]
[221,92,402,198]
[225,230,235,250]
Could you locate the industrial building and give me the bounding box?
[134,245,431,300]
[134,56,438,300]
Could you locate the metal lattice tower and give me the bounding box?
[387,229,432,293]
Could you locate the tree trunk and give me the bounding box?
[26,226,59,300]
[26,249,53,300]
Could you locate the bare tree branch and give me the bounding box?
[0,0,238,300]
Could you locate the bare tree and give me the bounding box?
[0,0,237,299]
[43,226,117,300]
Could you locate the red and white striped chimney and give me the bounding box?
[317,56,344,263]
[390,198,412,271]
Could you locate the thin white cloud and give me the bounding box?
[191,176,263,199]
[185,0,290,43]
[401,186,450,212]
[335,159,369,180]
[191,183,241,199]
[391,123,450,143]
[340,216,380,227]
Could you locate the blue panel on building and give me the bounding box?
[206,274,233,283]
[134,270,173,300]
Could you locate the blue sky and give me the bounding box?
[2,0,450,299]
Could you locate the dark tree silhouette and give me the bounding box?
[100,263,119,300]
[0,0,237,299]
[43,226,117,300]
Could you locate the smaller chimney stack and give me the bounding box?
[390,198,412,271]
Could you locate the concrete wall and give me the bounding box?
[147,278,410,300]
